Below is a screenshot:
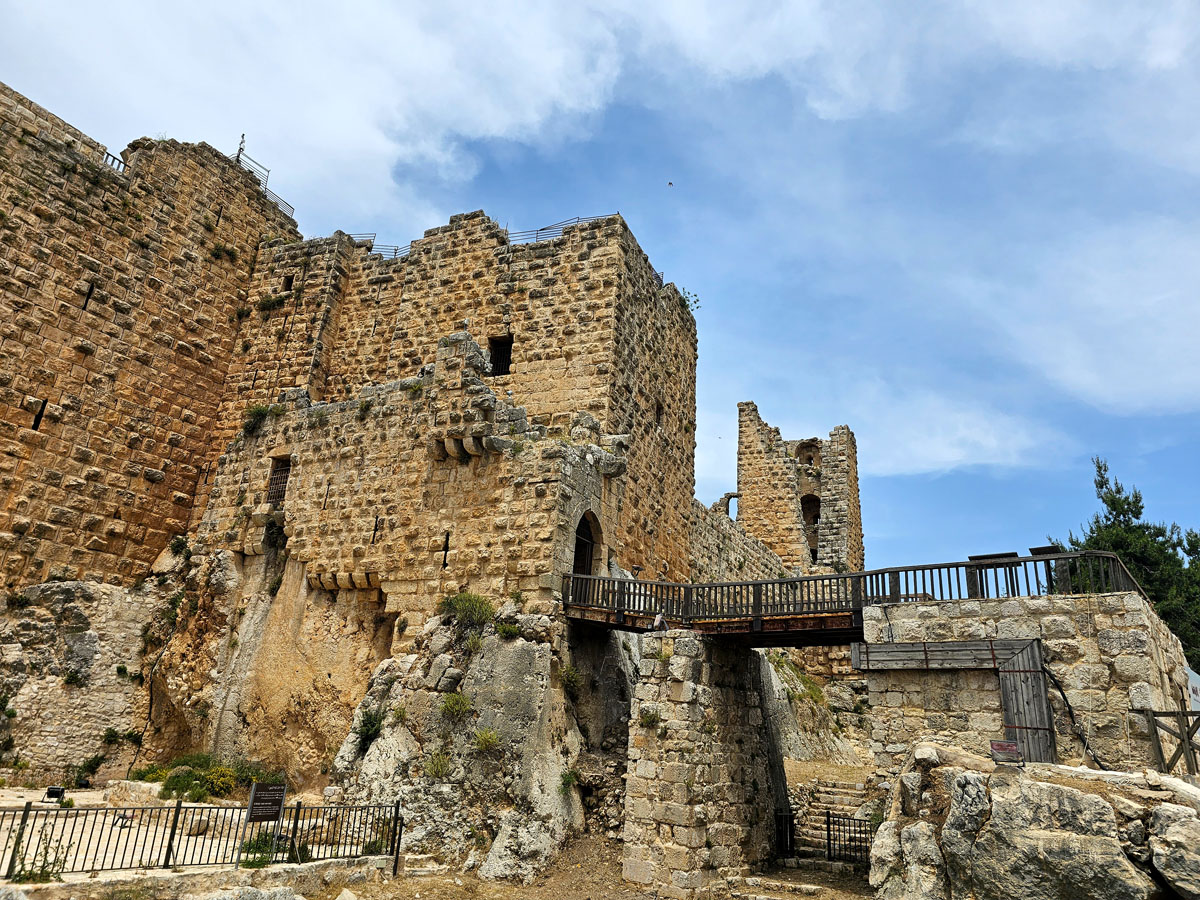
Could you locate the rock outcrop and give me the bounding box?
[871,741,1200,900]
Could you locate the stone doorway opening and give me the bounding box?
[573,513,599,576]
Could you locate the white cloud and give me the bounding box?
[962,219,1200,415]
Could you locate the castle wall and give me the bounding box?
[623,632,780,899]
[0,82,299,589]
[197,333,626,623]
[816,425,863,571]
[687,498,784,583]
[735,403,862,574]
[861,591,1189,772]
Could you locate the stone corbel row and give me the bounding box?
[306,569,383,590]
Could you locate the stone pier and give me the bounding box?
[622,631,781,899]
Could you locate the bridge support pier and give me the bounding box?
[622,631,779,899]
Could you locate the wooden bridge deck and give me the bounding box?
[562,550,1142,646]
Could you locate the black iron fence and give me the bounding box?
[0,799,400,881]
[563,550,1143,626]
[102,152,125,173]
[825,812,874,864]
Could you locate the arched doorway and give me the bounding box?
[573,514,598,577]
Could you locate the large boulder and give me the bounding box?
[1149,802,1200,898]
[942,770,1156,900]
[871,764,1159,900]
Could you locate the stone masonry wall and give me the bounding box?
[623,631,777,899]
[0,81,299,588]
[816,425,863,571]
[197,333,625,624]
[687,497,784,583]
[199,211,697,581]
[861,591,1189,772]
[735,402,862,574]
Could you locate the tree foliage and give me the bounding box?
[1059,458,1200,667]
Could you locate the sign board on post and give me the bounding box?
[990,740,1023,765]
[1186,667,1200,711]
[235,782,288,869]
[247,783,287,823]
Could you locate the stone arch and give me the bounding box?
[573,511,601,577]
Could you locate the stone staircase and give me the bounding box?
[794,778,869,858]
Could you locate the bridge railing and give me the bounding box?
[563,550,1143,624]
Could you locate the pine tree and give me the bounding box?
[1059,458,1200,667]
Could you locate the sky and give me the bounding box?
[3,1,1199,569]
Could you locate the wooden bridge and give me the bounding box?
[562,549,1143,647]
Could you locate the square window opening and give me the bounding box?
[488,336,513,377]
[282,274,295,292]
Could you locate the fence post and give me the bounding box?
[888,571,901,603]
[4,802,32,879]
[683,585,693,624]
[752,583,762,632]
[825,810,832,861]
[288,801,303,862]
[616,578,626,626]
[1179,709,1199,776]
[391,801,403,877]
[161,799,184,868]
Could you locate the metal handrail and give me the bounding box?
[102,152,125,173]
[563,550,1146,625]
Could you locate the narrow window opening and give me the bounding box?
[30,398,47,432]
[488,336,513,377]
[322,482,331,509]
[370,516,380,544]
[266,457,292,506]
[214,206,223,228]
[655,402,664,426]
[282,274,295,292]
[83,282,94,311]
[442,532,451,569]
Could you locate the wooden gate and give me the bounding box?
[997,640,1057,763]
[852,638,1059,763]
[1146,711,1200,776]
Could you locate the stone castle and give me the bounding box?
[2,81,1195,899]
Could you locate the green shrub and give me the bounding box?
[465,632,483,655]
[239,829,274,868]
[63,670,86,687]
[391,707,408,726]
[6,592,30,610]
[473,727,500,753]
[255,293,284,313]
[102,727,120,746]
[362,837,386,855]
[57,797,74,808]
[185,785,209,802]
[115,664,128,677]
[288,842,312,863]
[1,736,15,753]
[356,399,373,420]
[168,535,187,556]
[440,692,473,723]
[354,706,387,753]
[243,405,271,437]
[425,751,451,779]
[268,574,283,596]
[123,729,143,746]
[437,592,495,630]
[559,769,581,795]
[4,708,16,719]
[68,754,106,788]
[560,664,581,702]
[638,708,661,728]
[496,623,520,639]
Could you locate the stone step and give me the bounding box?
[403,854,449,876]
[813,779,867,791]
[777,854,868,875]
[731,875,824,895]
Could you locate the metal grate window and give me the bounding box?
[266,458,291,506]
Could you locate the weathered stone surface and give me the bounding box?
[1150,802,1200,898]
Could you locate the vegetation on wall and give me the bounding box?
[1057,457,1200,667]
